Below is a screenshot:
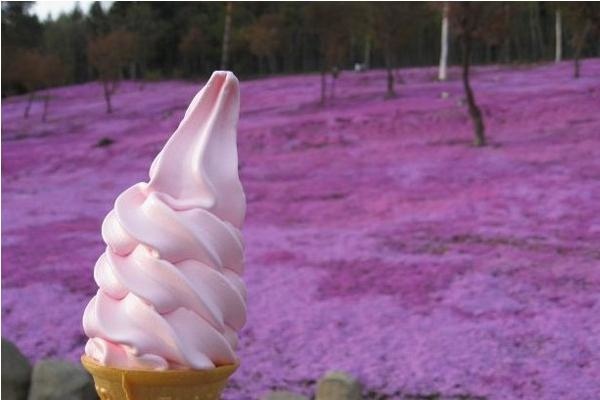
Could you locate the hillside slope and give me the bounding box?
[2,61,600,399]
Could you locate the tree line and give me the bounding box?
[2,2,599,145]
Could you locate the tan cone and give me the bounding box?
[81,355,238,400]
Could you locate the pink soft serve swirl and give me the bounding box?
[82,71,247,370]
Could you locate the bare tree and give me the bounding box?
[373,3,427,98]
[458,5,485,146]
[88,31,136,113]
[16,50,44,119]
[39,55,65,121]
[305,4,353,105]
[438,2,449,81]
[448,3,505,147]
[564,3,600,78]
[14,50,65,120]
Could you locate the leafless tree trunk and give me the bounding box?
[221,2,233,70]
[42,95,50,122]
[555,9,562,63]
[573,21,591,78]
[461,30,486,147]
[103,81,113,113]
[24,92,35,119]
[320,67,327,105]
[385,68,395,98]
[438,2,449,81]
[385,48,396,99]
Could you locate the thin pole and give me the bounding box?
[438,2,449,81]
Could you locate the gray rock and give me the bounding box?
[28,359,97,400]
[316,371,362,400]
[261,390,309,400]
[2,338,32,400]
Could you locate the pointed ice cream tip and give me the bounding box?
[148,70,245,227]
[183,71,240,120]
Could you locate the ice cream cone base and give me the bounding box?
[81,355,238,400]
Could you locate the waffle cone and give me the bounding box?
[81,355,238,400]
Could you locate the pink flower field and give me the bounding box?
[2,60,600,399]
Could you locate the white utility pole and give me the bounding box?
[438,2,449,81]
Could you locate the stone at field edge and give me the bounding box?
[27,359,97,400]
[316,371,362,400]
[2,338,32,400]
[261,390,310,400]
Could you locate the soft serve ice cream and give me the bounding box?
[82,71,247,370]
